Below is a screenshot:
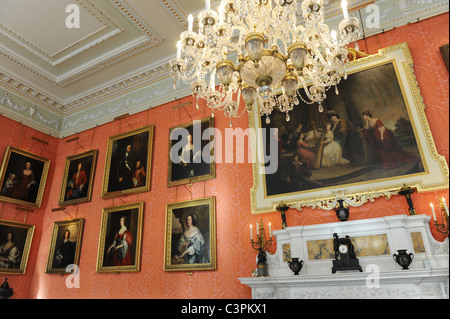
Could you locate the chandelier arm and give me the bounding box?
[298,76,318,103]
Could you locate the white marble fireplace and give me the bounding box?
[239,214,449,299]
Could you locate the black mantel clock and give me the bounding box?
[331,233,363,273]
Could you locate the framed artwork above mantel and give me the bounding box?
[249,42,449,214]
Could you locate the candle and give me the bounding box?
[219,5,225,24]
[442,197,449,217]
[331,30,337,41]
[341,0,349,19]
[176,41,181,58]
[250,224,253,240]
[269,222,272,238]
[188,14,194,32]
[206,0,211,10]
[430,203,437,221]
[256,222,259,235]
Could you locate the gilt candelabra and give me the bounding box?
[250,219,273,276]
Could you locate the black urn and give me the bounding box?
[335,199,350,222]
[287,258,304,275]
[393,249,414,270]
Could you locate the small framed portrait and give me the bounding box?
[164,197,216,272]
[101,125,154,199]
[59,150,98,206]
[0,219,35,275]
[0,146,51,208]
[96,202,144,273]
[45,218,84,274]
[168,117,215,187]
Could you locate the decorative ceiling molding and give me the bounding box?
[0,72,64,113]
[0,91,62,133]
[0,0,448,138]
[0,0,164,87]
[159,0,188,29]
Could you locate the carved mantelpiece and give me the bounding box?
[239,214,449,299]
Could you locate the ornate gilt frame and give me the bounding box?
[96,202,144,273]
[45,218,85,274]
[101,125,154,199]
[0,219,35,275]
[0,146,51,208]
[167,117,215,187]
[58,150,98,206]
[249,42,449,214]
[164,197,216,272]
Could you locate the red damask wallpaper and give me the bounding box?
[0,13,448,299]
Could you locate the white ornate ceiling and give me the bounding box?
[0,0,448,137]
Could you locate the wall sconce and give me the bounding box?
[430,197,449,237]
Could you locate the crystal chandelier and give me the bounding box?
[170,0,360,124]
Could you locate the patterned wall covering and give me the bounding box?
[0,13,448,299]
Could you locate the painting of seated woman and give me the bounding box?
[0,146,50,208]
[164,197,216,272]
[0,219,35,275]
[96,202,143,273]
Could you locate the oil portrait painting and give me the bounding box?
[102,125,153,199]
[0,219,35,275]
[46,218,84,274]
[164,197,216,272]
[96,202,143,273]
[0,146,50,208]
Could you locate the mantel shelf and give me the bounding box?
[239,214,449,299]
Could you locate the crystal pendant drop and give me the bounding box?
[265,116,270,124]
[173,81,177,90]
[196,102,199,109]
[286,112,290,122]
[318,104,324,113]
[229,121,233,128]
[335,86,339,95]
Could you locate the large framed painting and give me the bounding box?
[45,218,84,274]
[96,202,143,273]
[249,43,449,214]
[168,117,215,187]
[0,219,35,275]
[101,125,154,199]
[164,197,216,272]
[0,146,51,208]
[59,150,98,206]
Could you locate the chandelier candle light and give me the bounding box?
[170,0,361,123]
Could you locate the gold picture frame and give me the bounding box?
[0,219,35,275]
[101,125,154,199]
[45,218,84,274]
[0,146,51,208]
[249,42,449,214]
[164,197,216,272]
[168,117,215,187]
[59,150,98,206]
[96,202,144,273]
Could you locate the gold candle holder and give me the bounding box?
[434,197,449,237]
[250,219,273,277]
